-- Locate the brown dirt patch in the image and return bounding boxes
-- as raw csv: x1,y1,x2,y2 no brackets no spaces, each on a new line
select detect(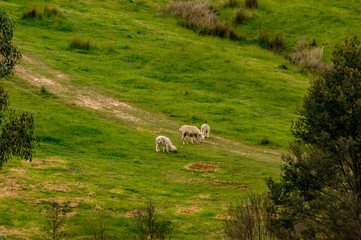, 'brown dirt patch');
0,178,22,198
125,210,139,217
185,163,219,172
24,158,66,169
199,194,210,199
237,184,248,190
109,189,123,194
0,226,33,240
216,214,231,219
178,207,200,214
